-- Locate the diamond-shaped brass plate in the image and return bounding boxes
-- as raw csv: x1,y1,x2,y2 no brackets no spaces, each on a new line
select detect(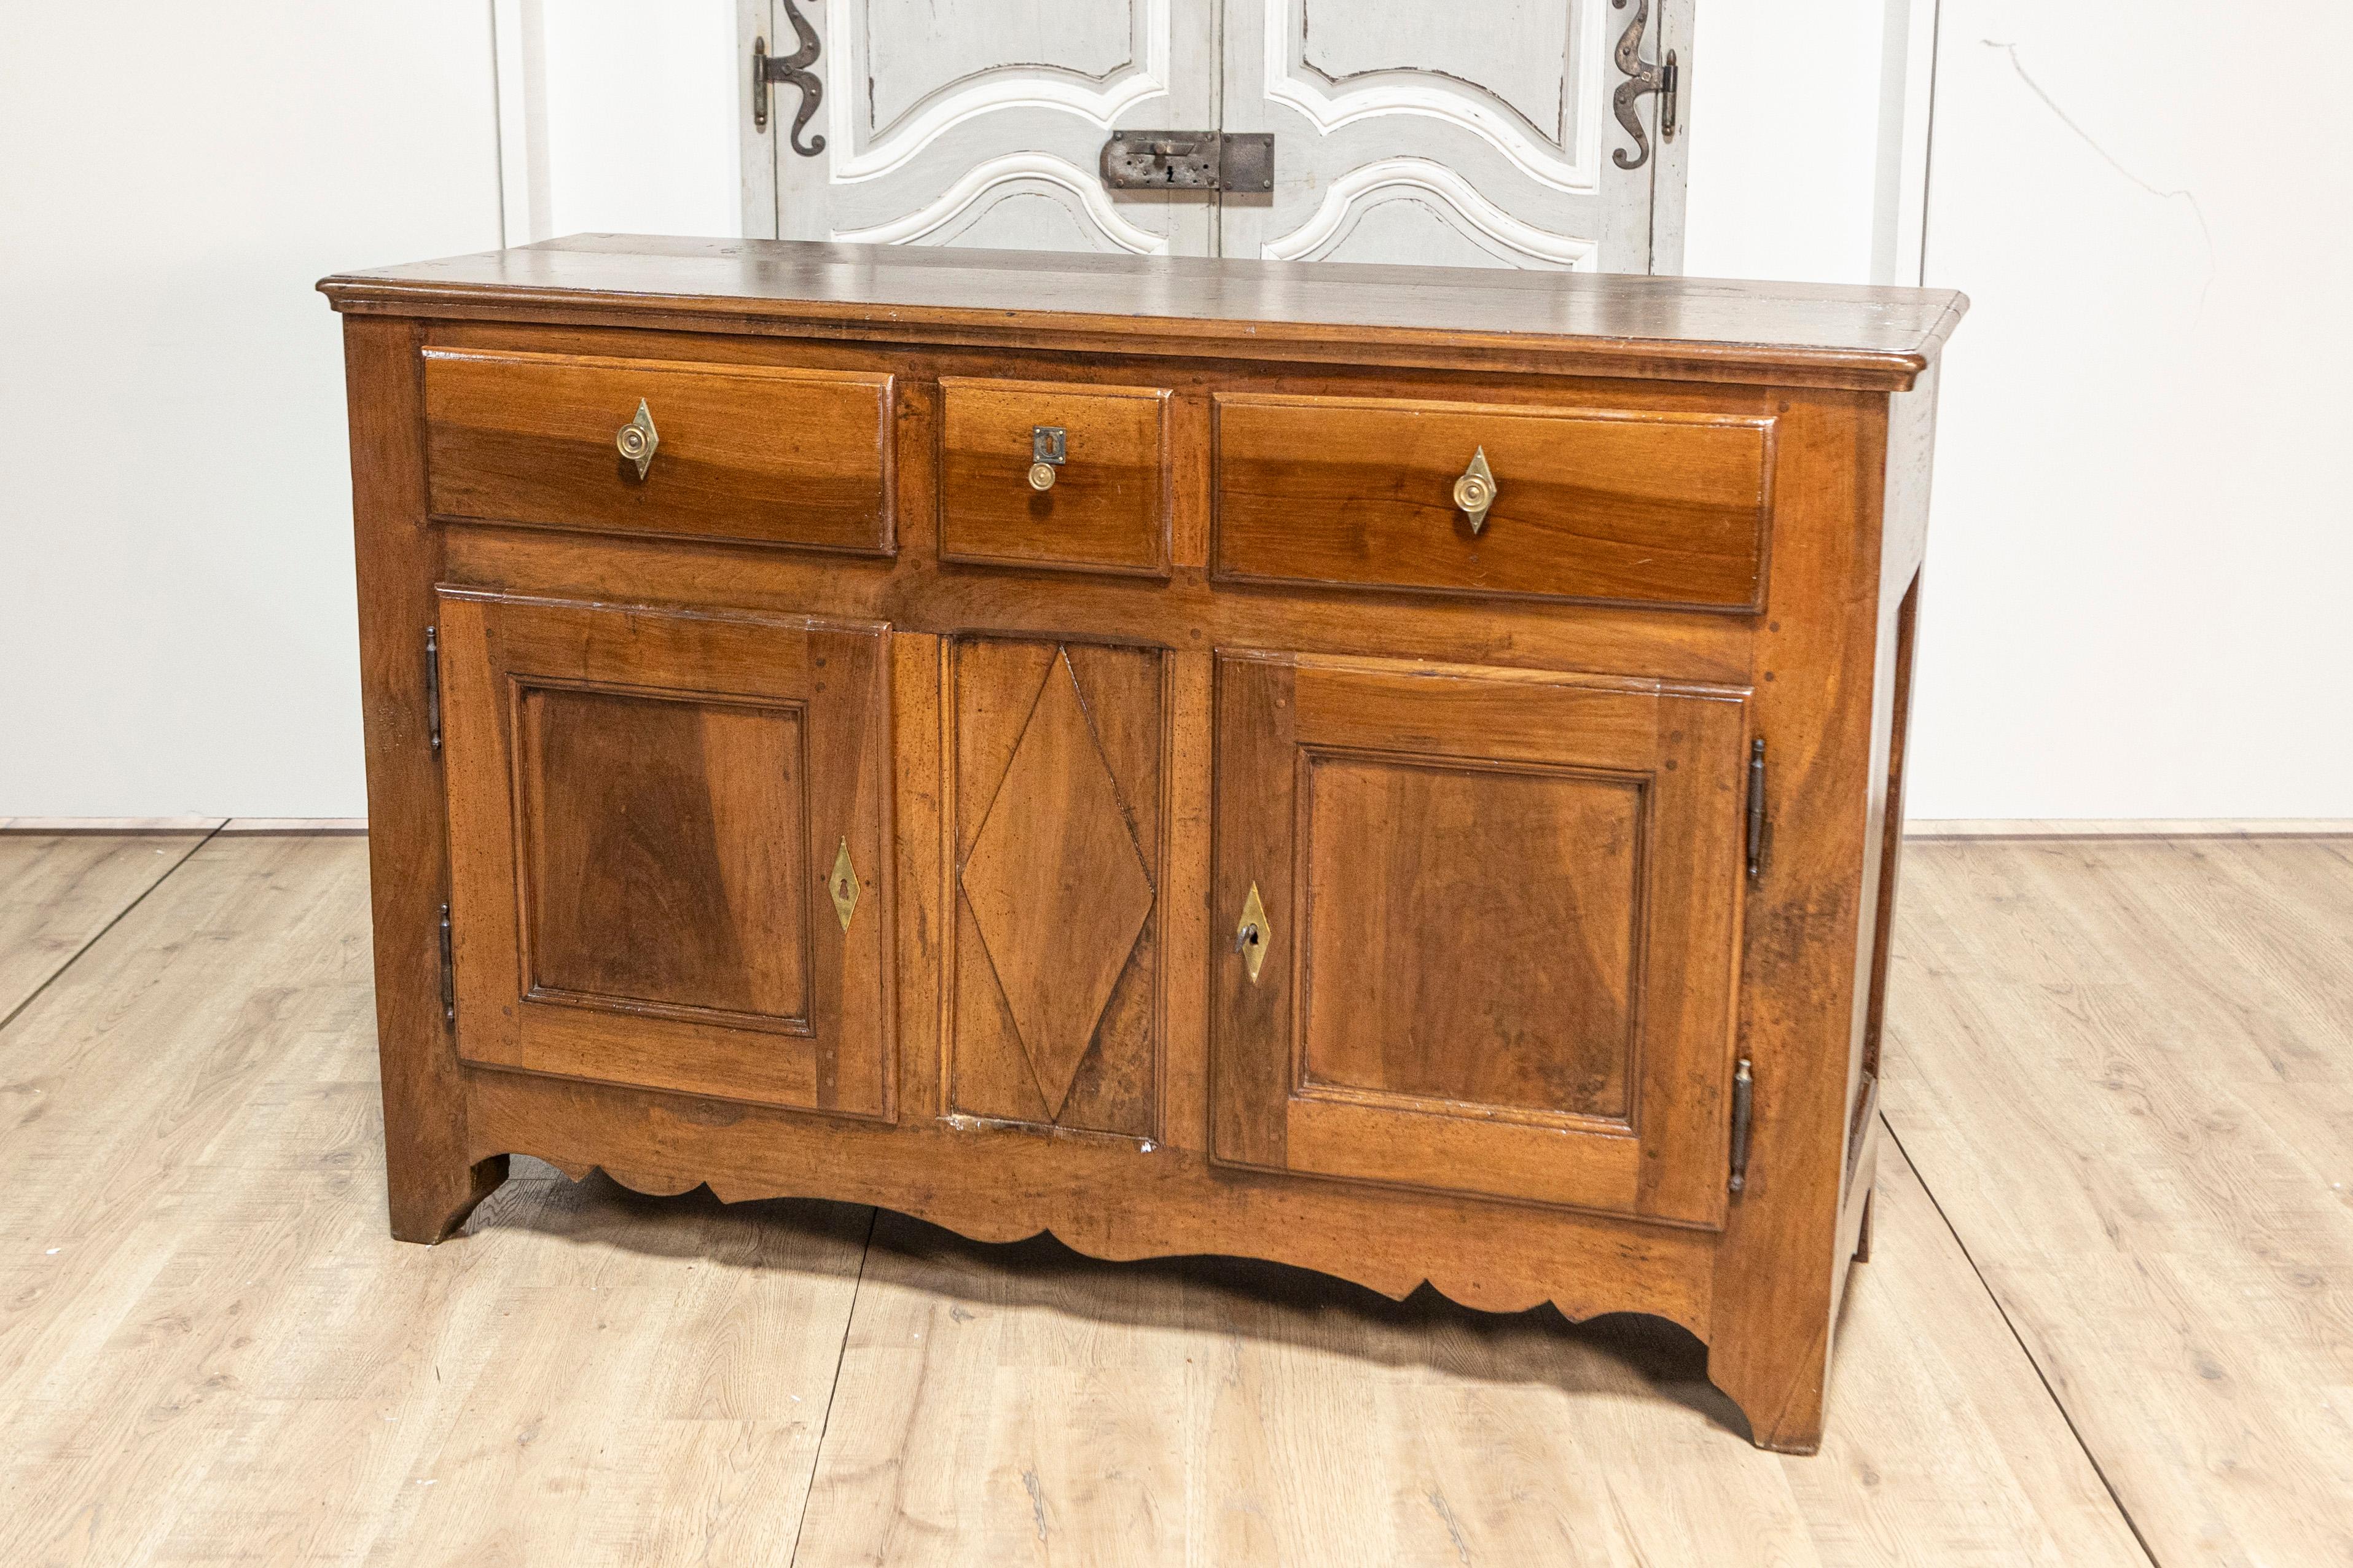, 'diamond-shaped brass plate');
829,836,860,932
1237,881,1269,984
